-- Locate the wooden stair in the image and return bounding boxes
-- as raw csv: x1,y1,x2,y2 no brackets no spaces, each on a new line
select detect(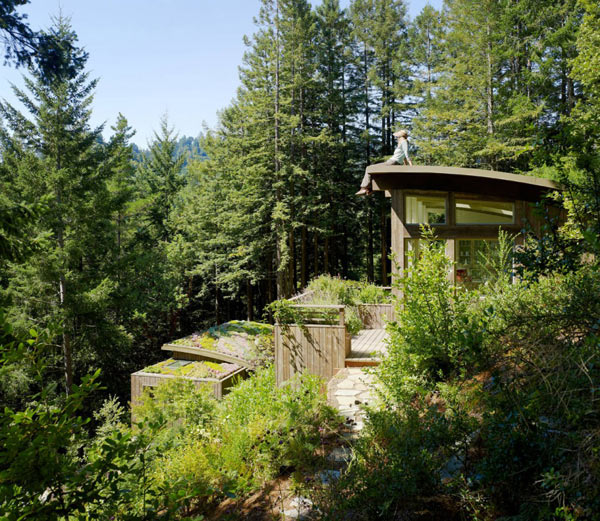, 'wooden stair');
345,328,387,368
